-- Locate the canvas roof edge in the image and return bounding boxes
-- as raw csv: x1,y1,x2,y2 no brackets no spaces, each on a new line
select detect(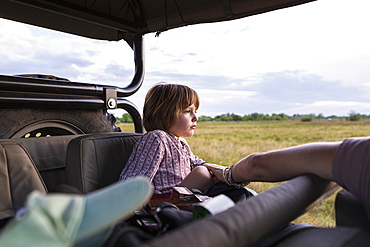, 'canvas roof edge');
0,0,316,44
